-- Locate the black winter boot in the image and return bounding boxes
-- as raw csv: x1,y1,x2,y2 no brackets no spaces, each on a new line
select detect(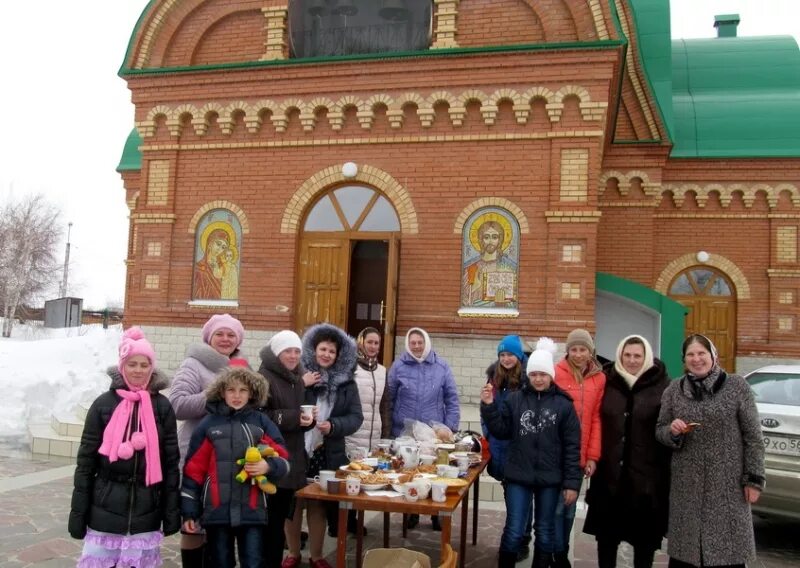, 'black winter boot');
551,551,571,568
181,547,205,567
499,551,519,568
531,549,551,568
